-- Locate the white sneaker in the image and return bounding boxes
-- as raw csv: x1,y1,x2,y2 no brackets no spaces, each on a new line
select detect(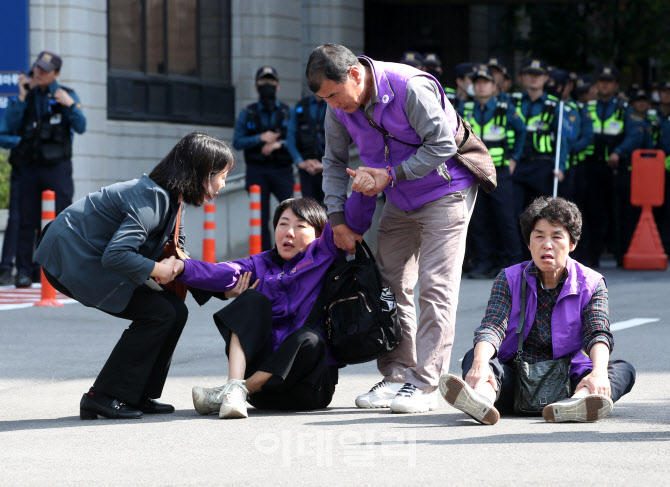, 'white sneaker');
390,383,439,413
438,374,499,425
192,384,226,415
355,380,404,409
219,379,249,419
543,394,613,423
